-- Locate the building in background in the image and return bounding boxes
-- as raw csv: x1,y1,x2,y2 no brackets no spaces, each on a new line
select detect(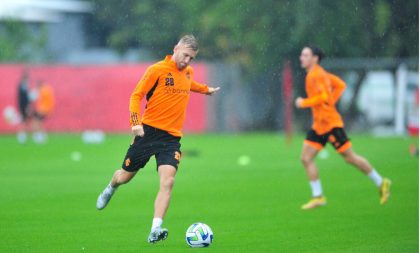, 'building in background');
0,0,91,62
0,0,153,63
